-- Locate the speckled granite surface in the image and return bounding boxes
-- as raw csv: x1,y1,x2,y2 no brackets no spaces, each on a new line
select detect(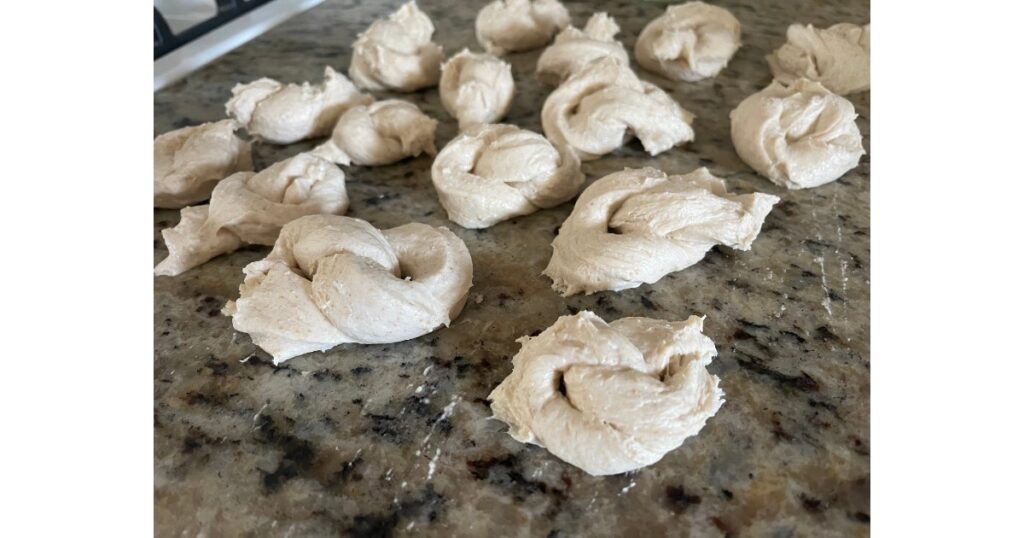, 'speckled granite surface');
154,0,870,535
